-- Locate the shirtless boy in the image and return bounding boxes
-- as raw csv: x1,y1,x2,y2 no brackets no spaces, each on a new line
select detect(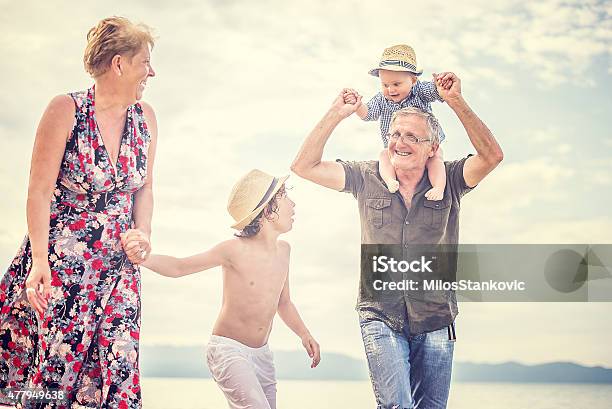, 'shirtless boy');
121,169,320,409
